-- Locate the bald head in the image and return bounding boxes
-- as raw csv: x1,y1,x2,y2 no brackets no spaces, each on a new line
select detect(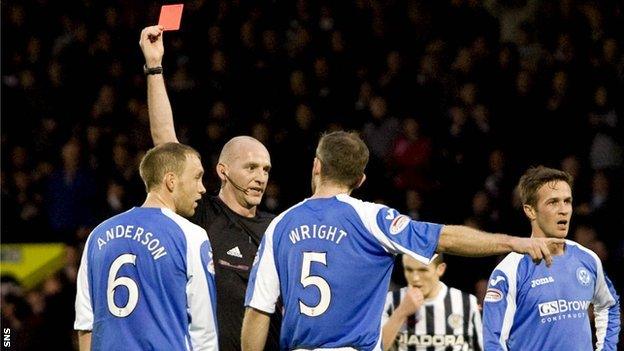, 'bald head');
216,136,271,213
218,136,269,165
